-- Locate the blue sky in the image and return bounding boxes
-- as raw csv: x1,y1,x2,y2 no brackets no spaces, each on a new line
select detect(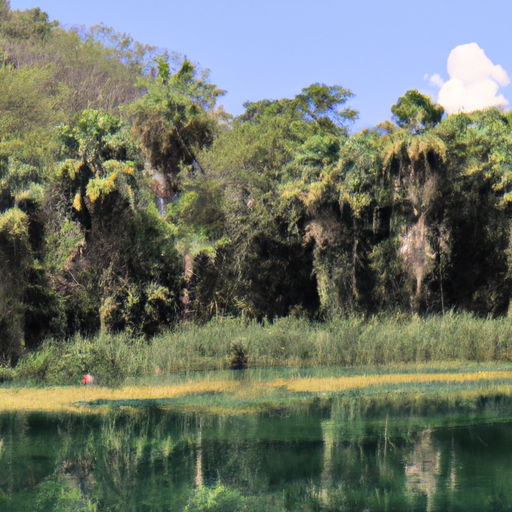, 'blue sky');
10,0,512,132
